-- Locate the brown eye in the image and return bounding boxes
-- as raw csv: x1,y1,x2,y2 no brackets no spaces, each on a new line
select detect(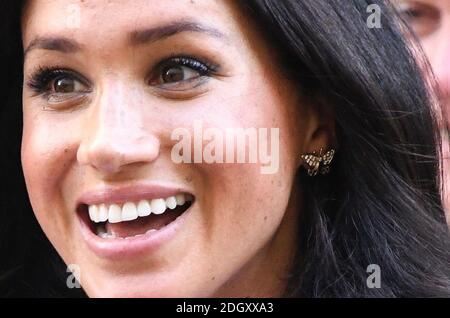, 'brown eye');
53,77,76,93
27,67,92,107
149,56,216,88
160,65,201,84
396,1,441,38
162,66,185,83
51,76,88,94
